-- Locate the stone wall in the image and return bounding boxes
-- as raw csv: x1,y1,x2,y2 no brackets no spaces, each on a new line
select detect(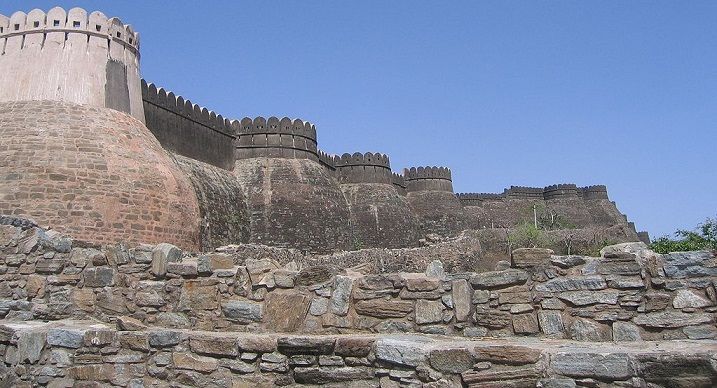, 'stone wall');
2,220,714,342
142,81,235,170
2,320,715,387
